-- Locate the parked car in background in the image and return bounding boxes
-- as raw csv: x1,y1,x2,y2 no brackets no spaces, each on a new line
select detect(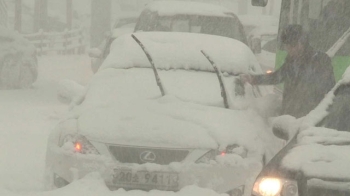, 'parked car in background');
47,32,282,195
251,67,350,196
135,1,248,45
90,13,139,73
238,15,279,73
0,26,38,89
89,1,252,73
